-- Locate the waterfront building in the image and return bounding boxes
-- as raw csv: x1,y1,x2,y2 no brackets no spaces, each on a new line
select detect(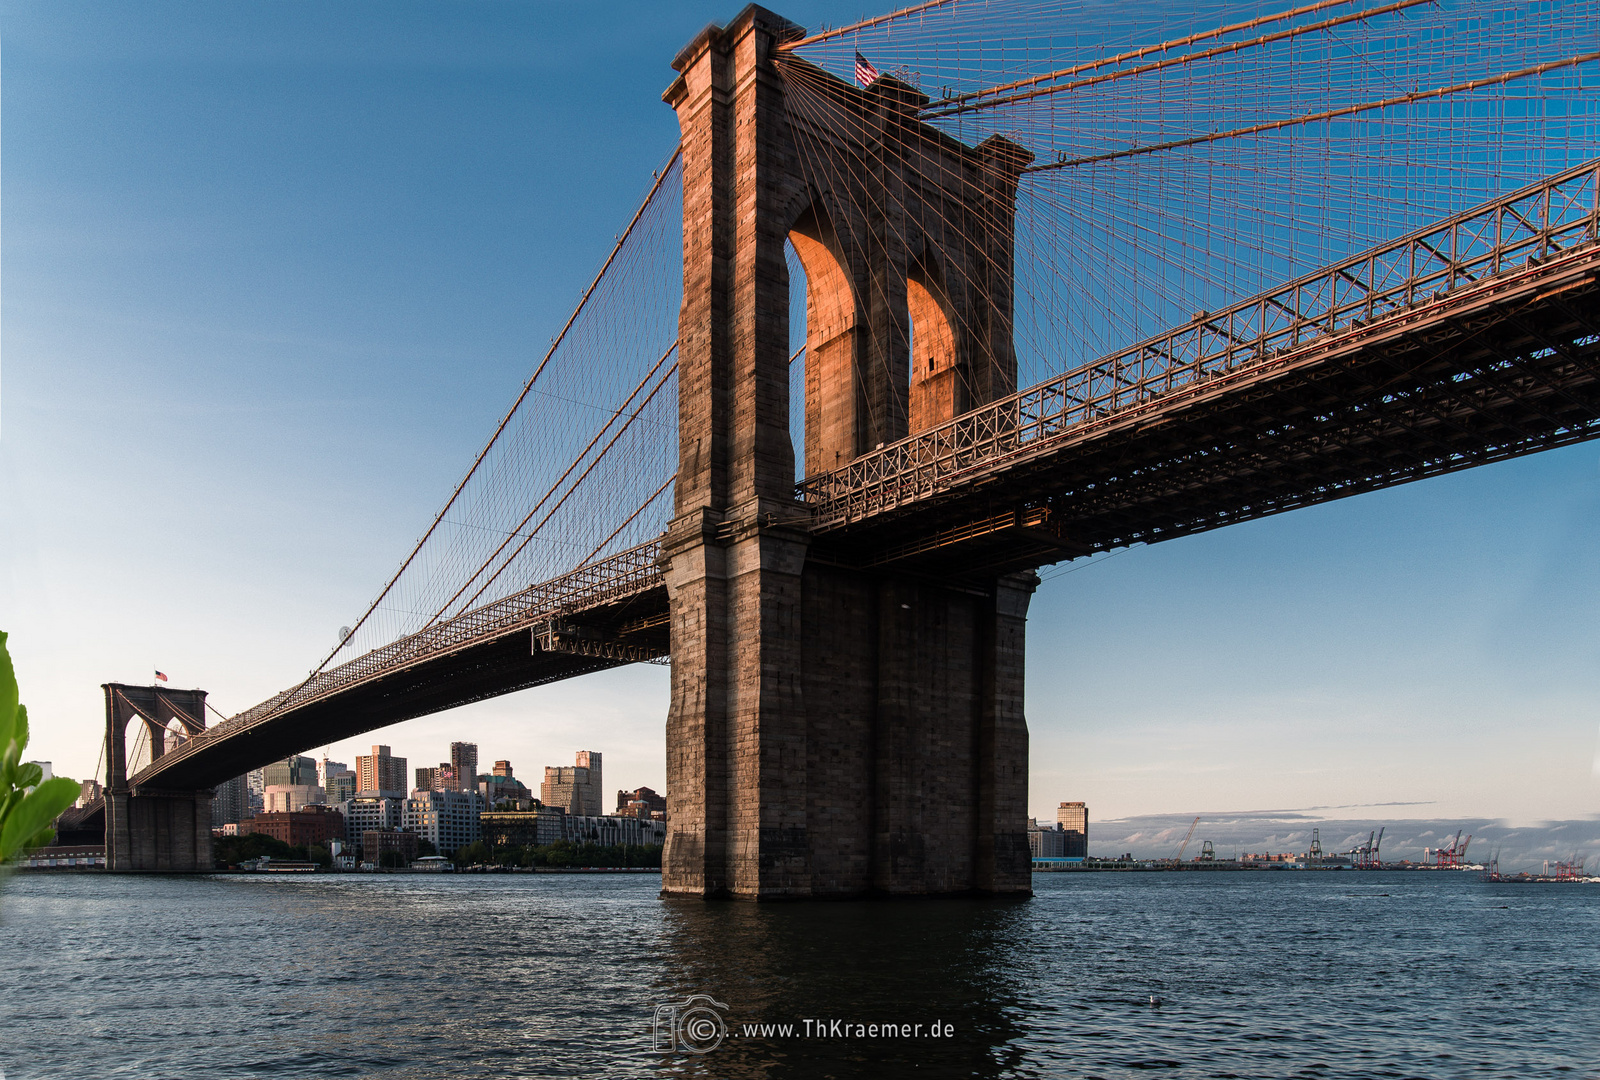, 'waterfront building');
246,768,265,815
450,742,478,792
1028,823,1069,858
243,805,344,848
405,789,481,856
338,795,406,852
563,814,666,847
15,845,106,870
355,745,408,796
263,755,318,788
616,786,666,819
1057,801,1088,859
362,829,417,865
481,805,569,848
211,773,250,826
325,770,358,805
541,751,602,817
